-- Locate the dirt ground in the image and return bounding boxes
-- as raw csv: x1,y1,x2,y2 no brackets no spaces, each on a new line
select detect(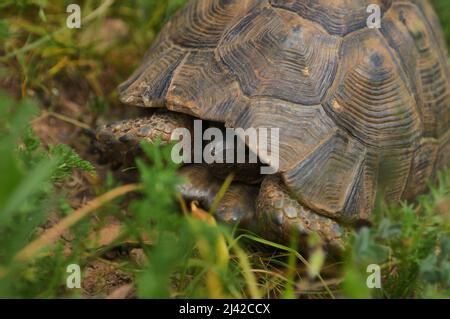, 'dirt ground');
1,45,146,297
